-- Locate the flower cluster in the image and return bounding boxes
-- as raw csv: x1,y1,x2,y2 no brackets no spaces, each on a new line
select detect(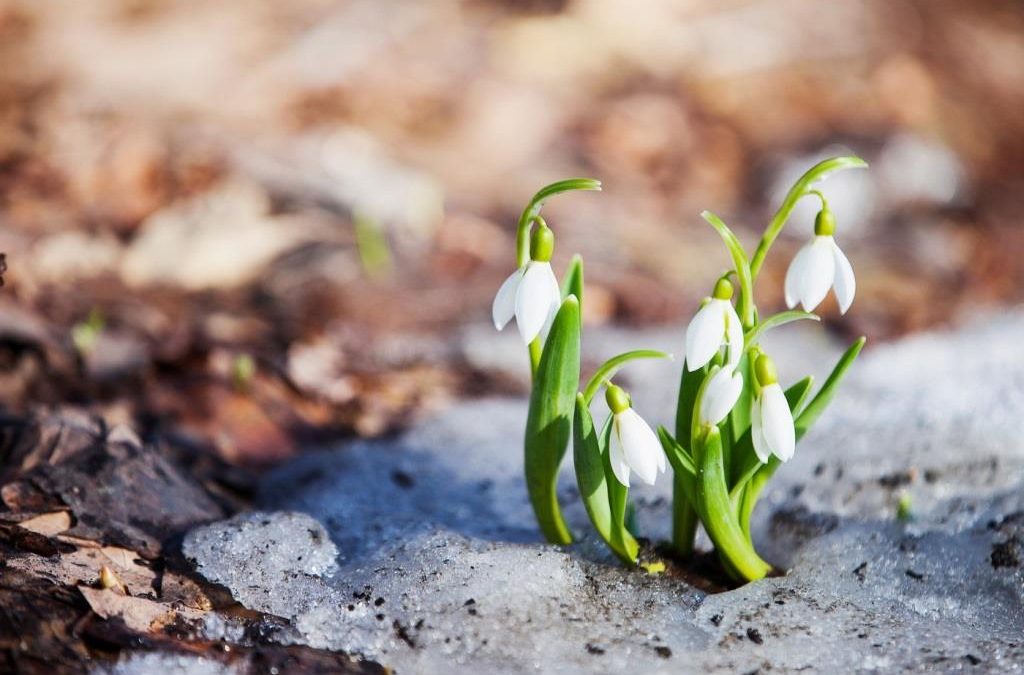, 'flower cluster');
494,159,867,581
